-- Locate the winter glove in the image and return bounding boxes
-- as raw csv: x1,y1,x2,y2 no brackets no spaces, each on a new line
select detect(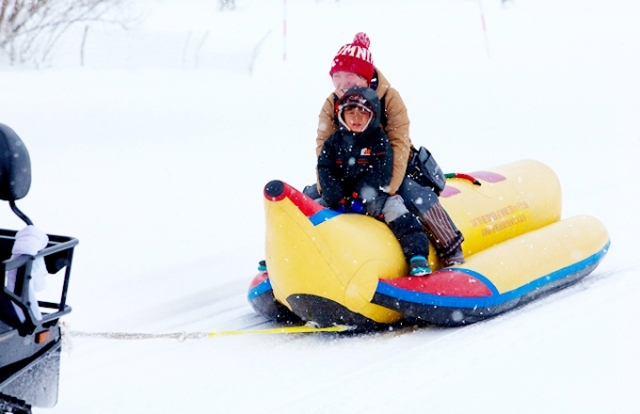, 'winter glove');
333,193,381,216
352,191,387,219
364,196,386,219
350,198,365,214
332,196,364,214
333,197,349,213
